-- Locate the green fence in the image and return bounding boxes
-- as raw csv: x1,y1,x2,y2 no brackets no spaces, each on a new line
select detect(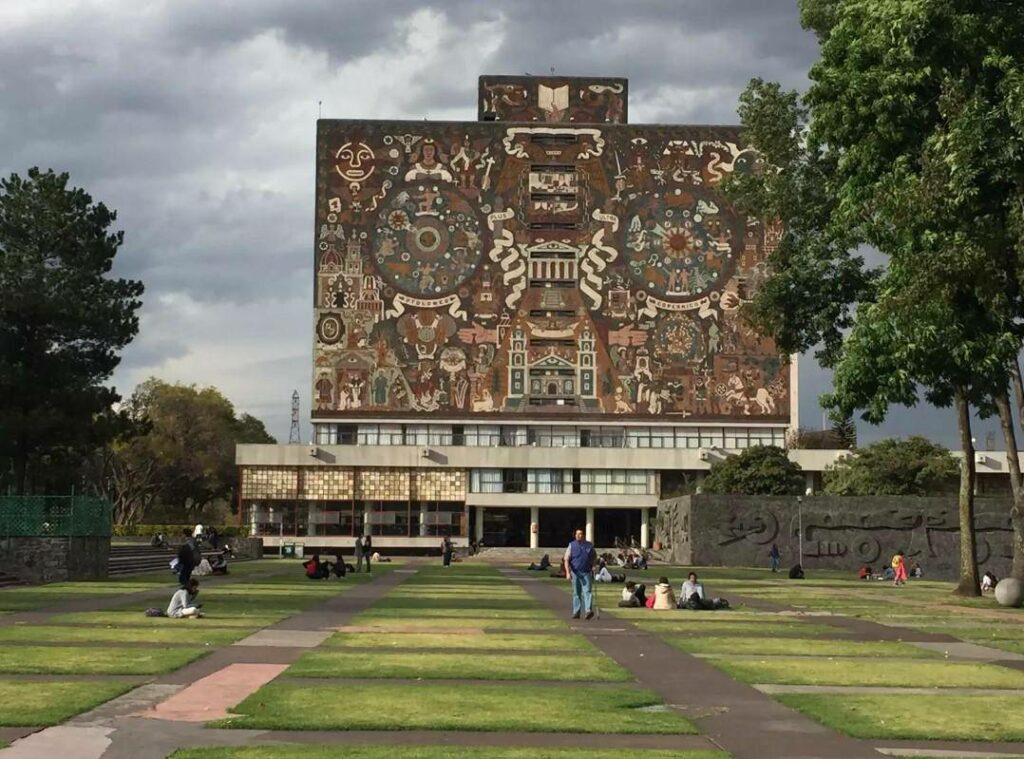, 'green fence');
0,496,113,538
